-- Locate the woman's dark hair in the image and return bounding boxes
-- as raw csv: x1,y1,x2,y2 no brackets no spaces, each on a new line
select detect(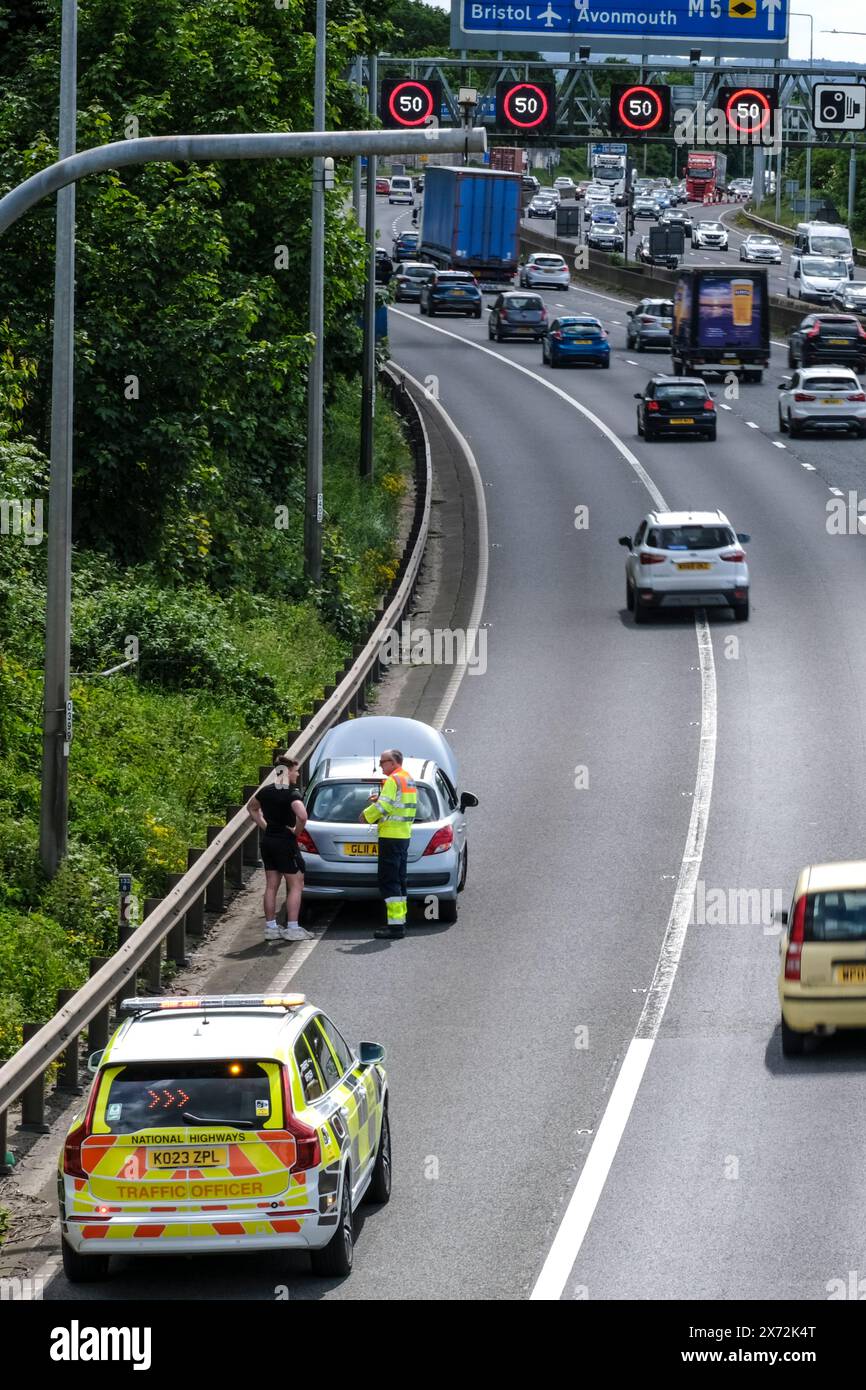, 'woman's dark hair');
274,752,299,772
